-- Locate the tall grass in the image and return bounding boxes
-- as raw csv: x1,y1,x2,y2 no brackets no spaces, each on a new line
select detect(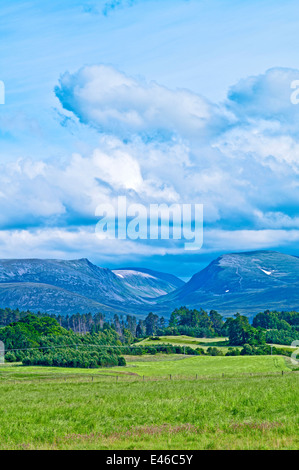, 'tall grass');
0,358,298,450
